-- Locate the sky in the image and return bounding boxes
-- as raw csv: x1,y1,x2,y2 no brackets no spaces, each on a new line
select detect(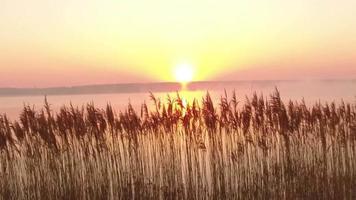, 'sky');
1,0,356,87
